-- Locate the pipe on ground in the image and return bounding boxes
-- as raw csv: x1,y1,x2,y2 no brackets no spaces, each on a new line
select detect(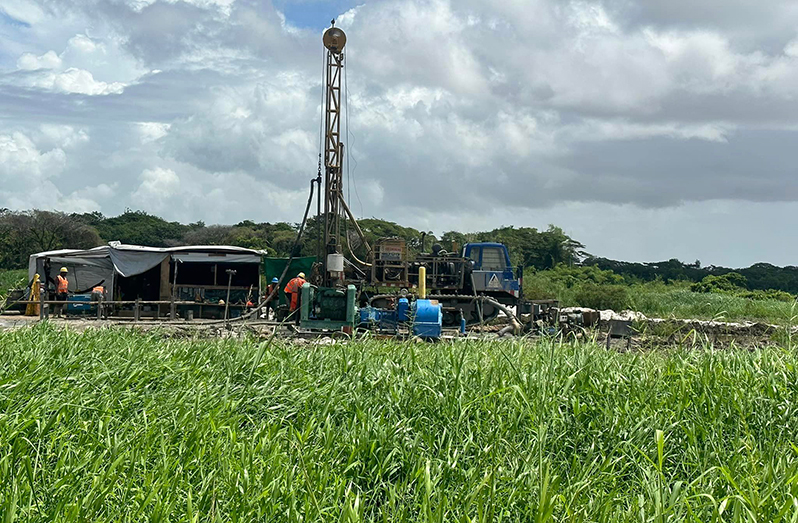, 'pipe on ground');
497,324,516,337
479,296,522,335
